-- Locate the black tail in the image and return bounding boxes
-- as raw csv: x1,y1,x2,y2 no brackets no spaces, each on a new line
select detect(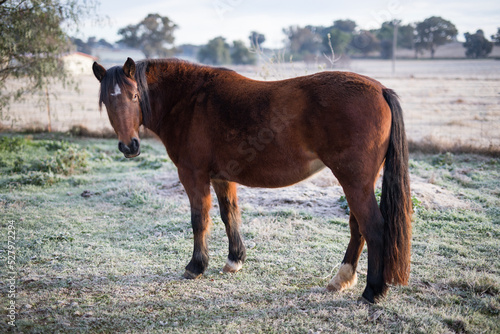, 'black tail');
380,88,412,285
